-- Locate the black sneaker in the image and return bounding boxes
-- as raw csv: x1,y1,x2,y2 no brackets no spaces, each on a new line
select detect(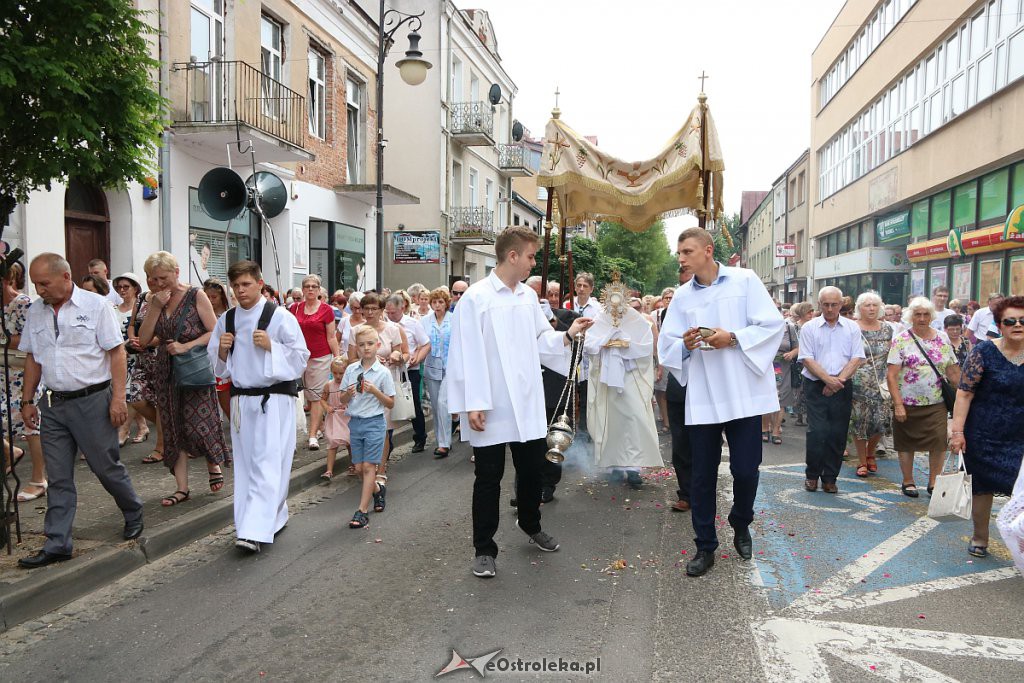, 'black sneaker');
626,471,643,490
411,442,426,453
235,538,261,553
